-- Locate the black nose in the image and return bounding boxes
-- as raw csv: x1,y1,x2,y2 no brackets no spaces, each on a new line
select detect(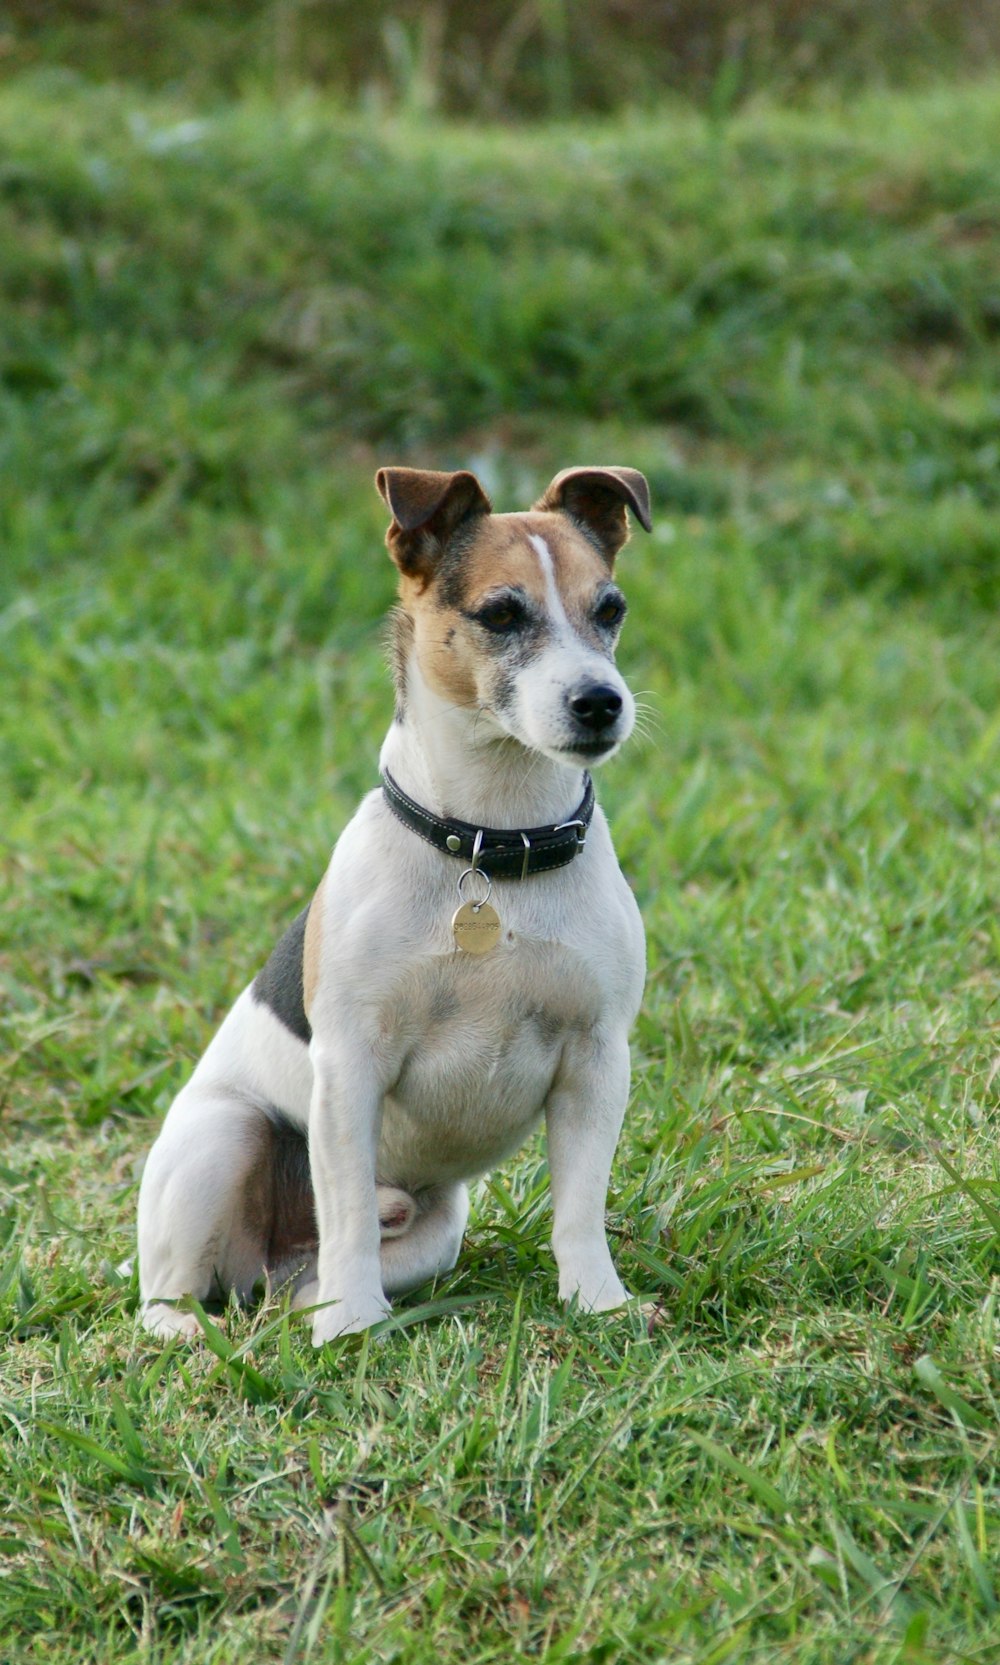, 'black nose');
569,683,624,732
